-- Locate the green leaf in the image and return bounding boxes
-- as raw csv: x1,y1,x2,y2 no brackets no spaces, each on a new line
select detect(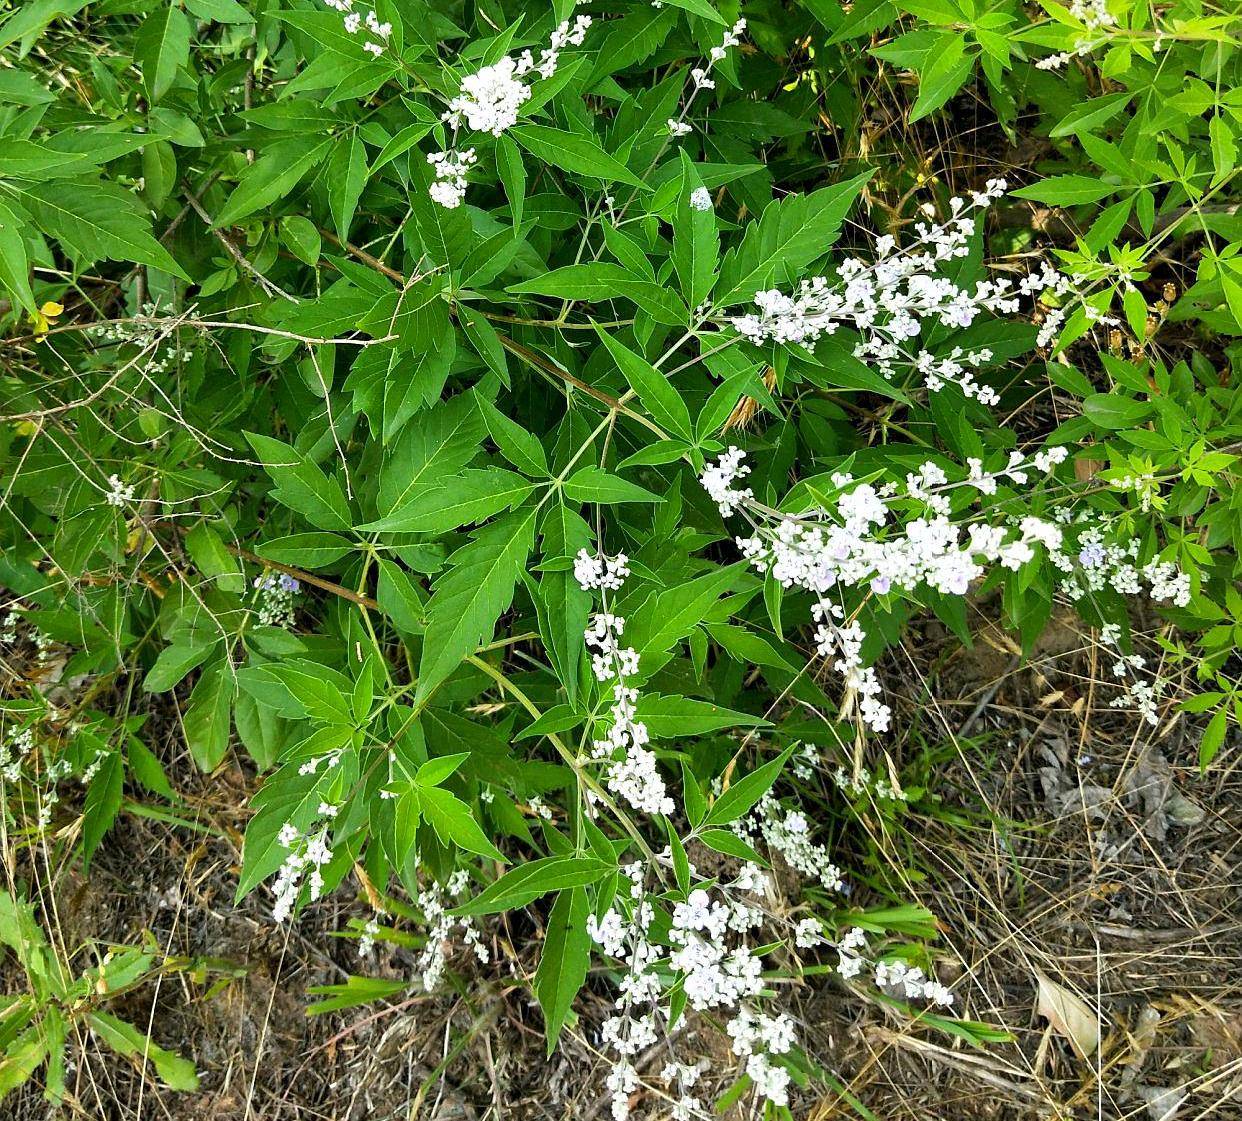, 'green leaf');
246,432,353,531
185,0,253,23
509,263,690,325
1082,393,1152,428
81,751,123,867
563,466,664,505
910,35,973,122
536,503,593,705
1199,708,1228,772
535,887,591,1053
185,522,244,593
133,6,191,103
477,394,550,477
376,559,427,632
306,974,408,1014
672,151,719,312
143,642,215,693
1209,115,1237,186
88,1013,199,1091
362,468,535,533
0,198,35,313
1049,92,1132,137
453,856,611,916
419,785,506,861
596,329,692,441
22,181,190,280
256,532,354,568
215,138,333,228
699,828,765,864
510,124,647,188
183,659,234,771
327,134,368,241
628,563,743,659
415,508,537,704
1011,176,1118,206
715,172,873,306
496,134,525,229
280,215,322,266
635,695,770,737
379,393,485,514
703,745,795,828
127,737,174,800
237,660,353,724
